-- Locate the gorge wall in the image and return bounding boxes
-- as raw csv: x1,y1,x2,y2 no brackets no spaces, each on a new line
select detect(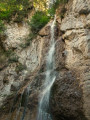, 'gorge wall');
60,0,90,119
0,0,90,120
